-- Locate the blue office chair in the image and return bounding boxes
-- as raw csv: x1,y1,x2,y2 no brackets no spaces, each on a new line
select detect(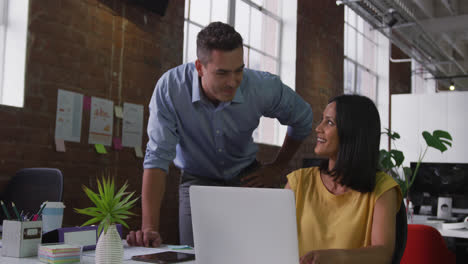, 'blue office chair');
0,168,63,221
392,199,408,264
